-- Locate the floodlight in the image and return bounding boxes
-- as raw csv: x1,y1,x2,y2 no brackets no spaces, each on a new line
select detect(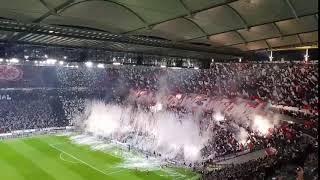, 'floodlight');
85,61,93,67
97,63,105,68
